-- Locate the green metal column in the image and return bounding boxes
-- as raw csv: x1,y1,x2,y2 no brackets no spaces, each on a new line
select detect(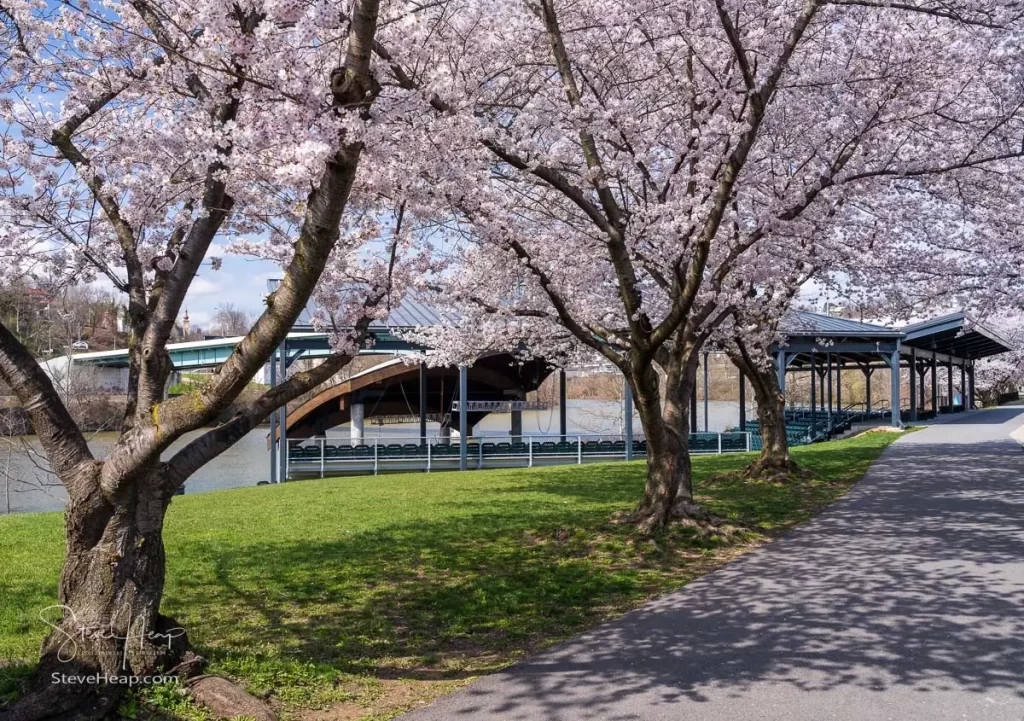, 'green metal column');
908,349,917,422
624,377,633,461
278,344,287,483
960,363,967,412
836,358,842,415
690,357,699,432
269,352,277,484
918,361,926,413
738,367,746,430
947,362,955,414
930,354,938,412
891,346,902,428
864,366,873,413
703,351,709,432
810,354,817,439
419,362,427,442
459,366,468,471
559,368,567,442
826,353,833,428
